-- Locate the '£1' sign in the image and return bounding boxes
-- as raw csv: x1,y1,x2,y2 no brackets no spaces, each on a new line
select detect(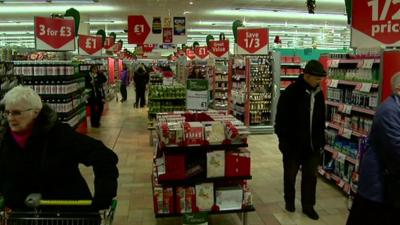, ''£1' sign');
78,35,103,56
